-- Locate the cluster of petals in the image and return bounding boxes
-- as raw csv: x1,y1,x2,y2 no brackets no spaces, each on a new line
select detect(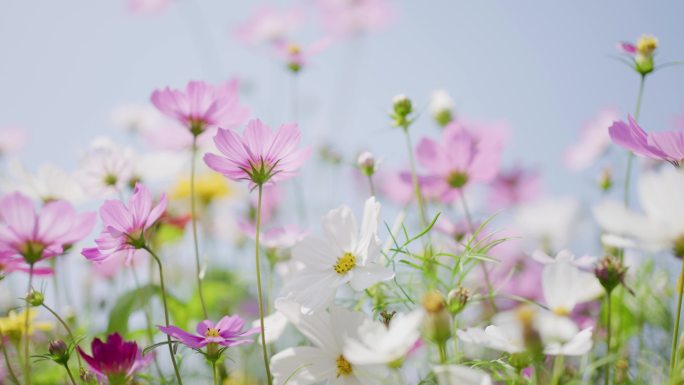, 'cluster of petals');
158,315,259,349
609,115,684,167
